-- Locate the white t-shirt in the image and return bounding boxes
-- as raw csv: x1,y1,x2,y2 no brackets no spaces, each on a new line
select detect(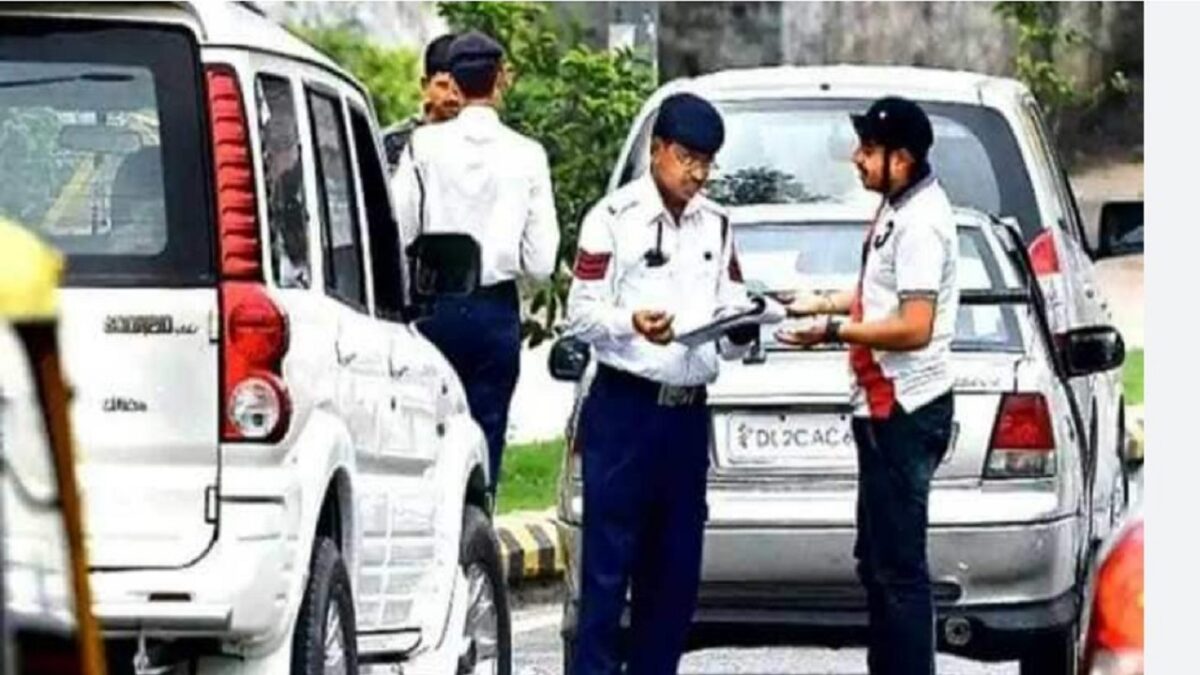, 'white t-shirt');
850,174,959,418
